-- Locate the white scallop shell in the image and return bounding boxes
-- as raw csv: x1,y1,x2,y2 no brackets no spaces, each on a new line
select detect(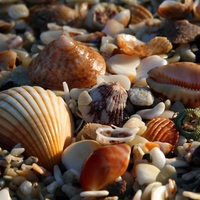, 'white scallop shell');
0,86,73,171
